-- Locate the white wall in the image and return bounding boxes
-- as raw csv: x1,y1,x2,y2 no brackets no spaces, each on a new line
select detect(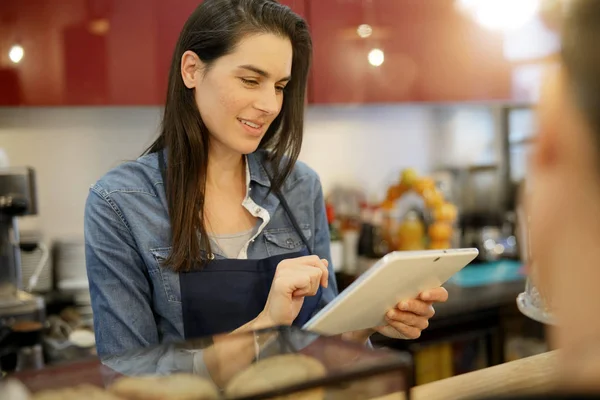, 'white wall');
0,105,436,242
302,105,435,200
431,106,501,168
0,107,162,240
